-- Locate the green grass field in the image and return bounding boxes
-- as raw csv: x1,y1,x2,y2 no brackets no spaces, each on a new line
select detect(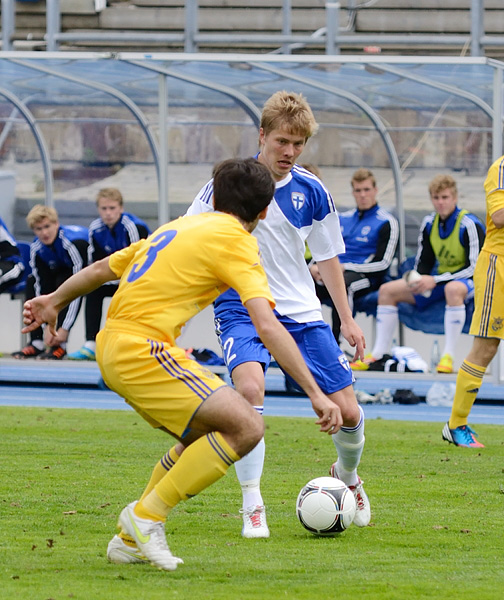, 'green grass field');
1,406,503,600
